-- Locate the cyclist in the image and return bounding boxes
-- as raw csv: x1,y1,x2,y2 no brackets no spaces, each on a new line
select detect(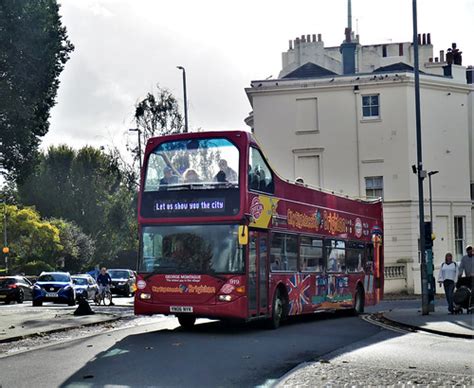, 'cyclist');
96,267,114,306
